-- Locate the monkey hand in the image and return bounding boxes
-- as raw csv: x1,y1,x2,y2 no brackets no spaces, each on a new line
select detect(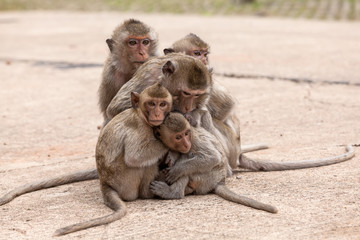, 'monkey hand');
165,151,179,167
150,181,171,197
184,112,198,127
165,166,183,185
